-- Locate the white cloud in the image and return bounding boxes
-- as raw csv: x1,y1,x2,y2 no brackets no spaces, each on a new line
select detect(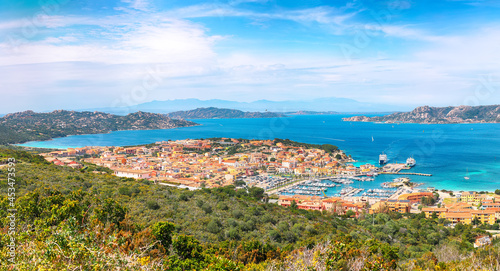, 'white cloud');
364,24,453,42
0,17,221,66
121,0,151,11
229,0,271,5
0,2,499,113
0,15,92,33
414,26,500,71
447,0,500,7
168,4,359,27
